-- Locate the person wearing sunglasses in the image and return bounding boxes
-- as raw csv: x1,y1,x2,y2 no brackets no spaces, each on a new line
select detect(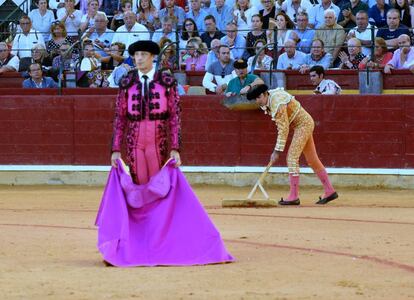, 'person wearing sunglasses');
202,44,236,94
12,16,45,59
